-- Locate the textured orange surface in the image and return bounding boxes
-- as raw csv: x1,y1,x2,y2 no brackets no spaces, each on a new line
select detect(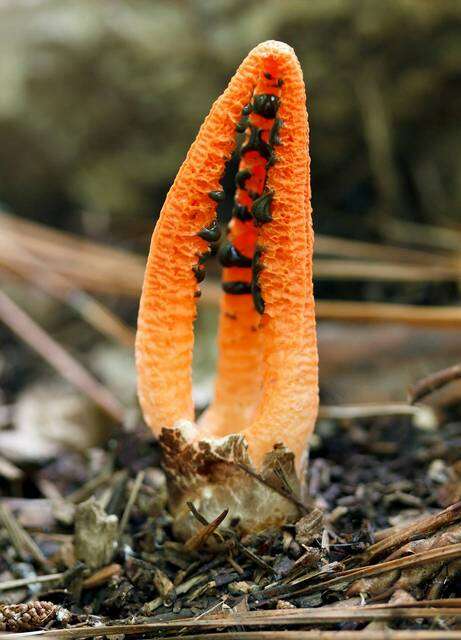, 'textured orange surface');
241,47,319,469
199,66,282,438
136,41,318,471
